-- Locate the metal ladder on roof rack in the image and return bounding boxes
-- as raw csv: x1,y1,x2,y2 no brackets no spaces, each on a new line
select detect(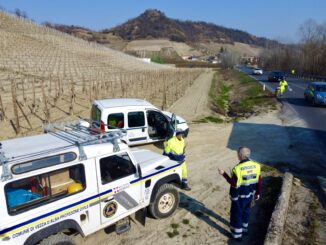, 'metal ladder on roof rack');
44,120,127,160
